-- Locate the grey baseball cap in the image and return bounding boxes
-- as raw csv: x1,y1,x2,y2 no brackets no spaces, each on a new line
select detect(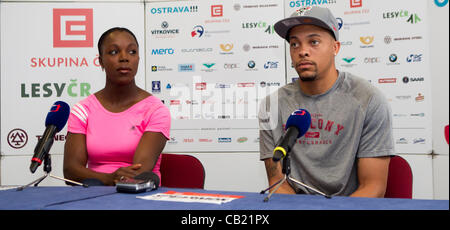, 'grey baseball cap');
274,6,339,41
